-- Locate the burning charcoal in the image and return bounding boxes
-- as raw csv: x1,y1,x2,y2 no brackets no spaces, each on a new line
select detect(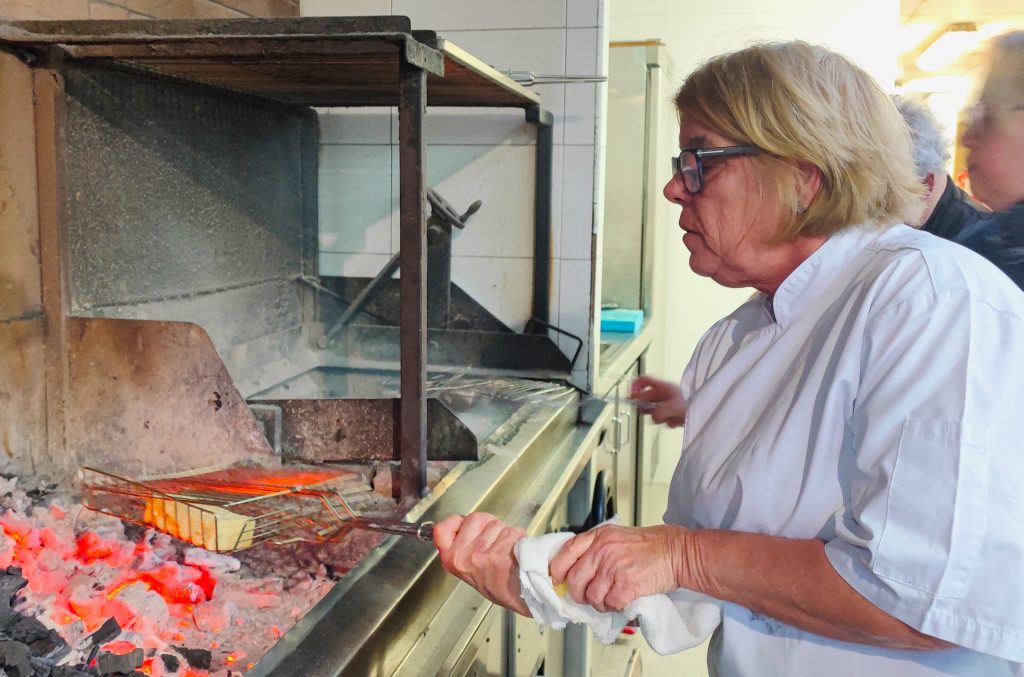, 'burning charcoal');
172,646,211,670
158,654,179,672
95,648,143,675
183,548,240,572
0,640,32,677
